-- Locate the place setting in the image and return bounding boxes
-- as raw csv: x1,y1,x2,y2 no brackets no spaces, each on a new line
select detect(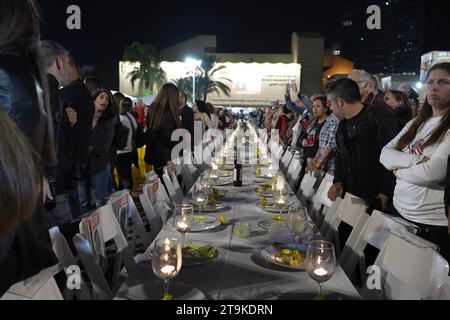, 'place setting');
254,206,316,273
117,238,208,300
191,181,232,214
166,204,221,268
